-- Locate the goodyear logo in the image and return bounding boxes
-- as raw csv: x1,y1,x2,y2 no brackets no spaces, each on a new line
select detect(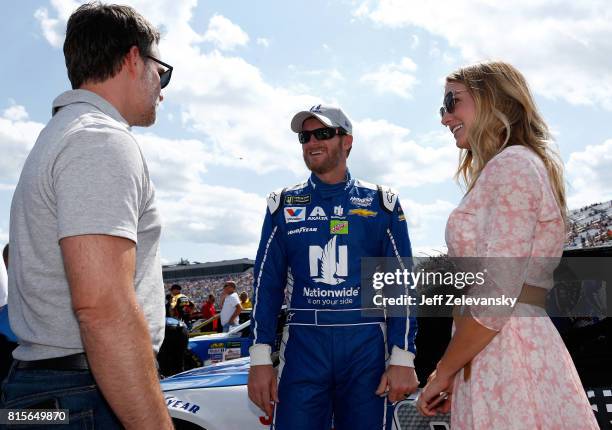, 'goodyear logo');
348,208,377,218
330,220,348,234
